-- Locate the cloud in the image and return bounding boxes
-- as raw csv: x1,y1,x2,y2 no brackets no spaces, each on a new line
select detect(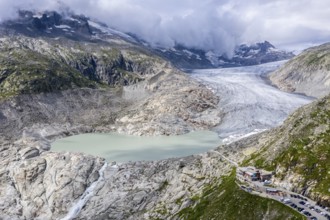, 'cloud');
0,0,329,54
